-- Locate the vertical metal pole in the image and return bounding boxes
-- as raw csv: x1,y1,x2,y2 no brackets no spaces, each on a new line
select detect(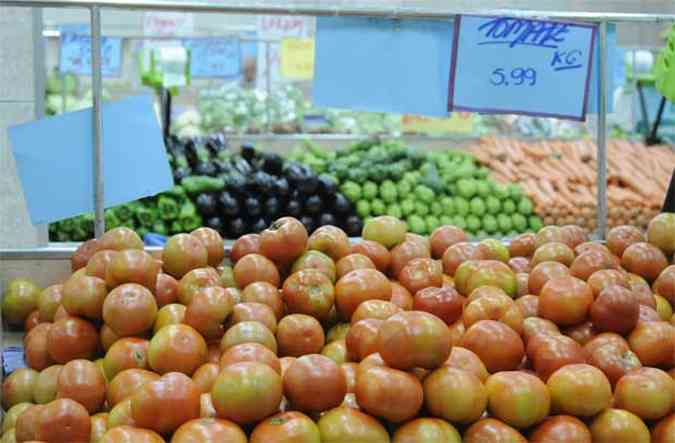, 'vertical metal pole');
596,21,608,239
265,40,272,134
91,6,105,237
